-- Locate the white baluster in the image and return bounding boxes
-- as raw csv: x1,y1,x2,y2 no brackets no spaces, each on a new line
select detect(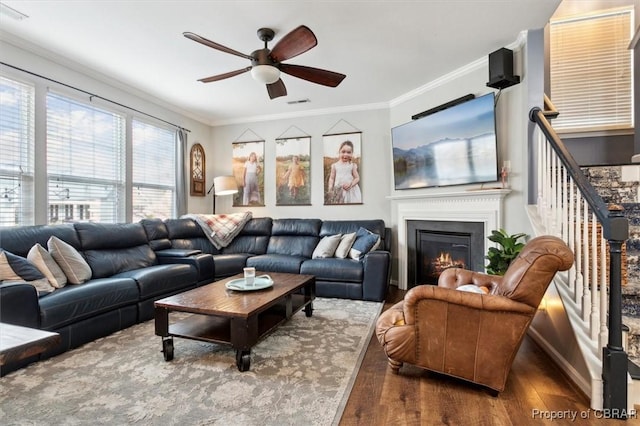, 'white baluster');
574,190,583,304
555,155,562,236
567,177,576,296
537,132,544,218
548,153,558,235
543,142,551,231
582,199,590,322
590,214,599,341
